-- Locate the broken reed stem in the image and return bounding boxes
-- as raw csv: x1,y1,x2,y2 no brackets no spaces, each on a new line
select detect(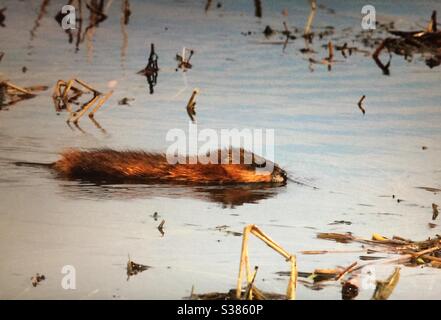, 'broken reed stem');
4,82,34,95
427,10,437,32
335,261,357,281
89,90,113,117
304,0,317,36
244,266,259,300
328,41,334,61
236,225,297,300
358,95,366,114
300,249,365,255
236,225,252,299
204,0,212,13
352,245,440,274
